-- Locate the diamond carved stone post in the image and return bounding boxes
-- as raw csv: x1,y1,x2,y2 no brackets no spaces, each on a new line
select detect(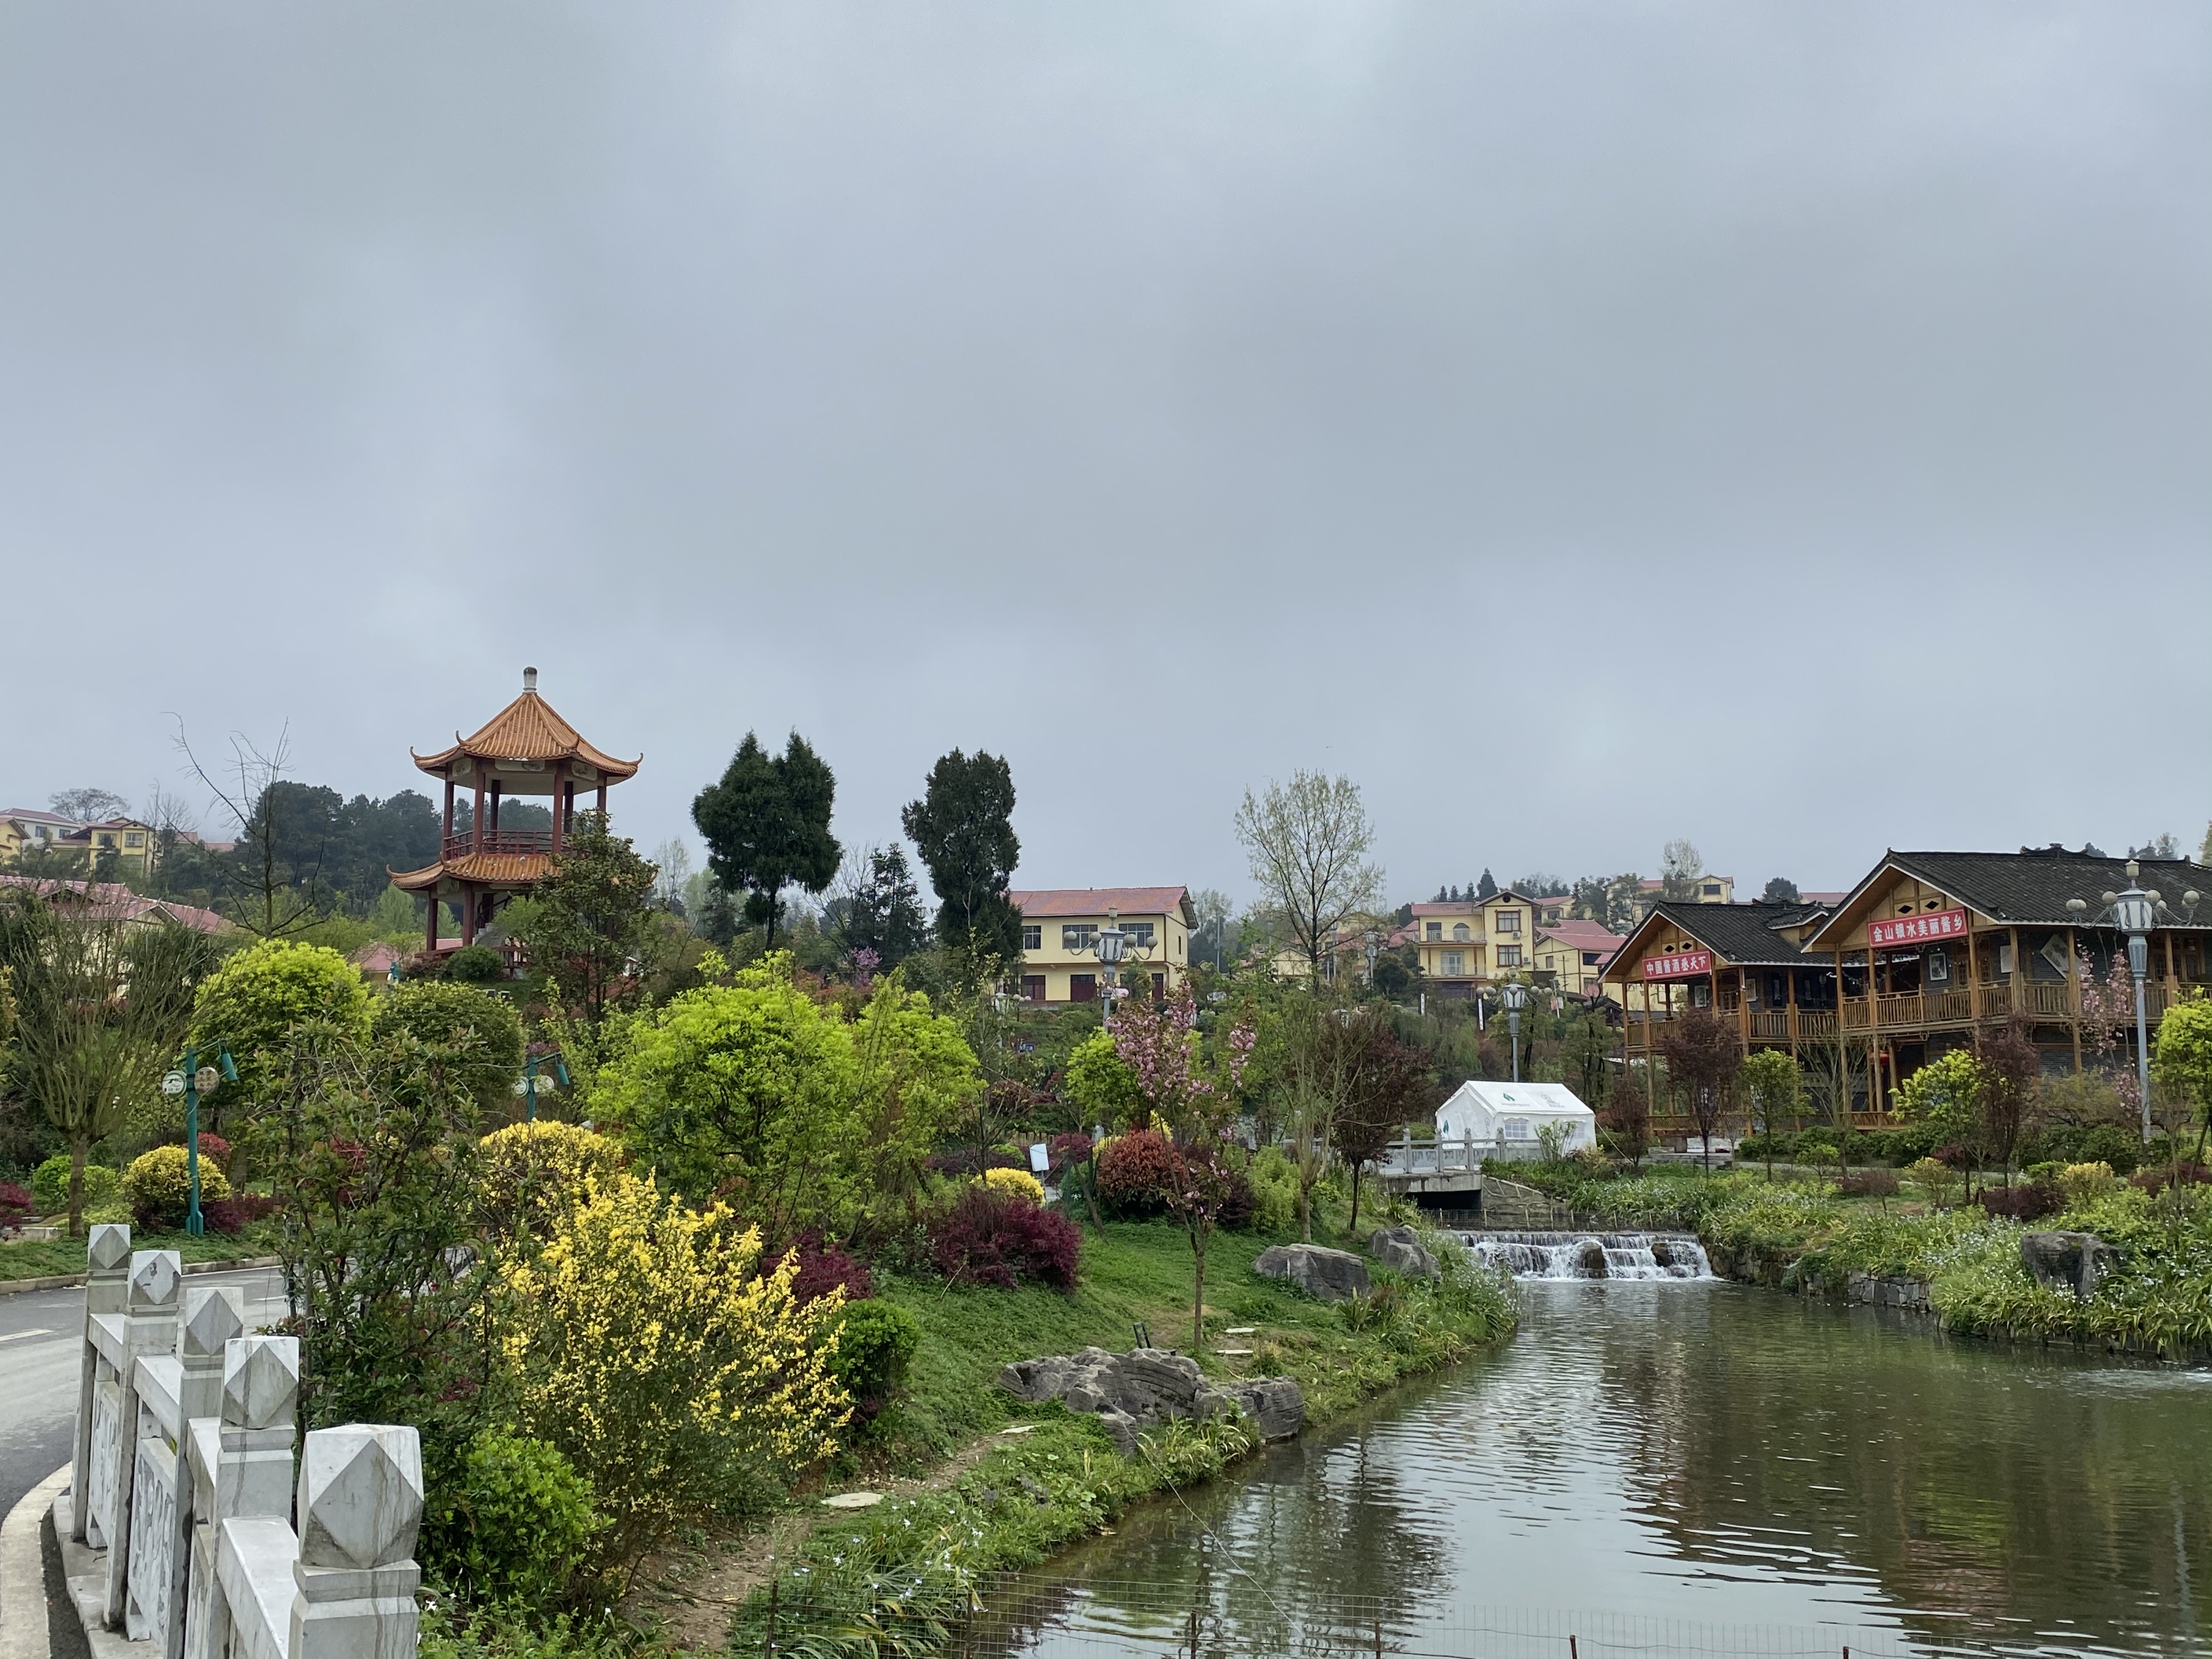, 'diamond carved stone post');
179,1286,245,1421
291,1425,424,1659
105,1249,183,1626
184,1336,301,1659
72,1223,133,1543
